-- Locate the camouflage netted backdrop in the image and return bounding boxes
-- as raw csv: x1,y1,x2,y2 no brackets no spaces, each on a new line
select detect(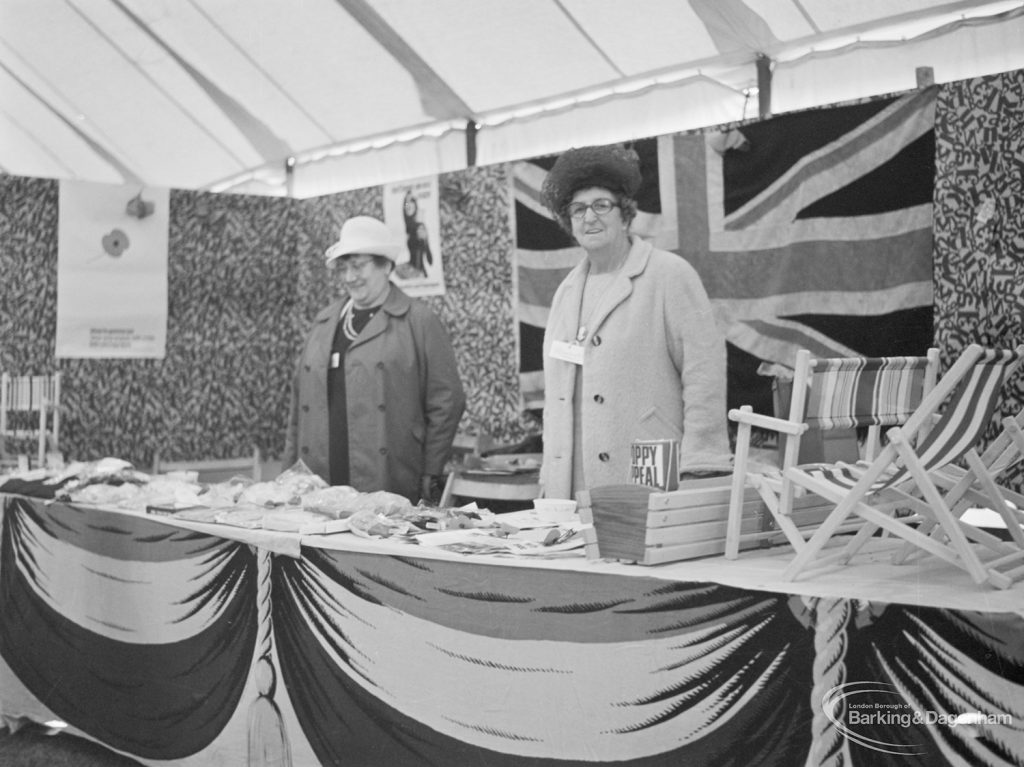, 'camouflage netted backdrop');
0,165,532,468
933,69,1024,490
